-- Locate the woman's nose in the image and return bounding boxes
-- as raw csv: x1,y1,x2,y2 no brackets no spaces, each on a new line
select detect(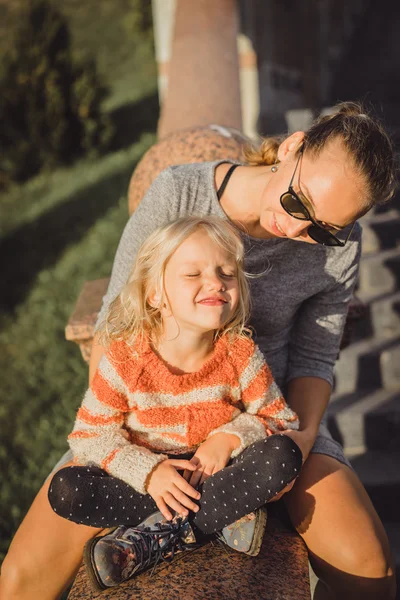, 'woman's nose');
284,217,311,239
